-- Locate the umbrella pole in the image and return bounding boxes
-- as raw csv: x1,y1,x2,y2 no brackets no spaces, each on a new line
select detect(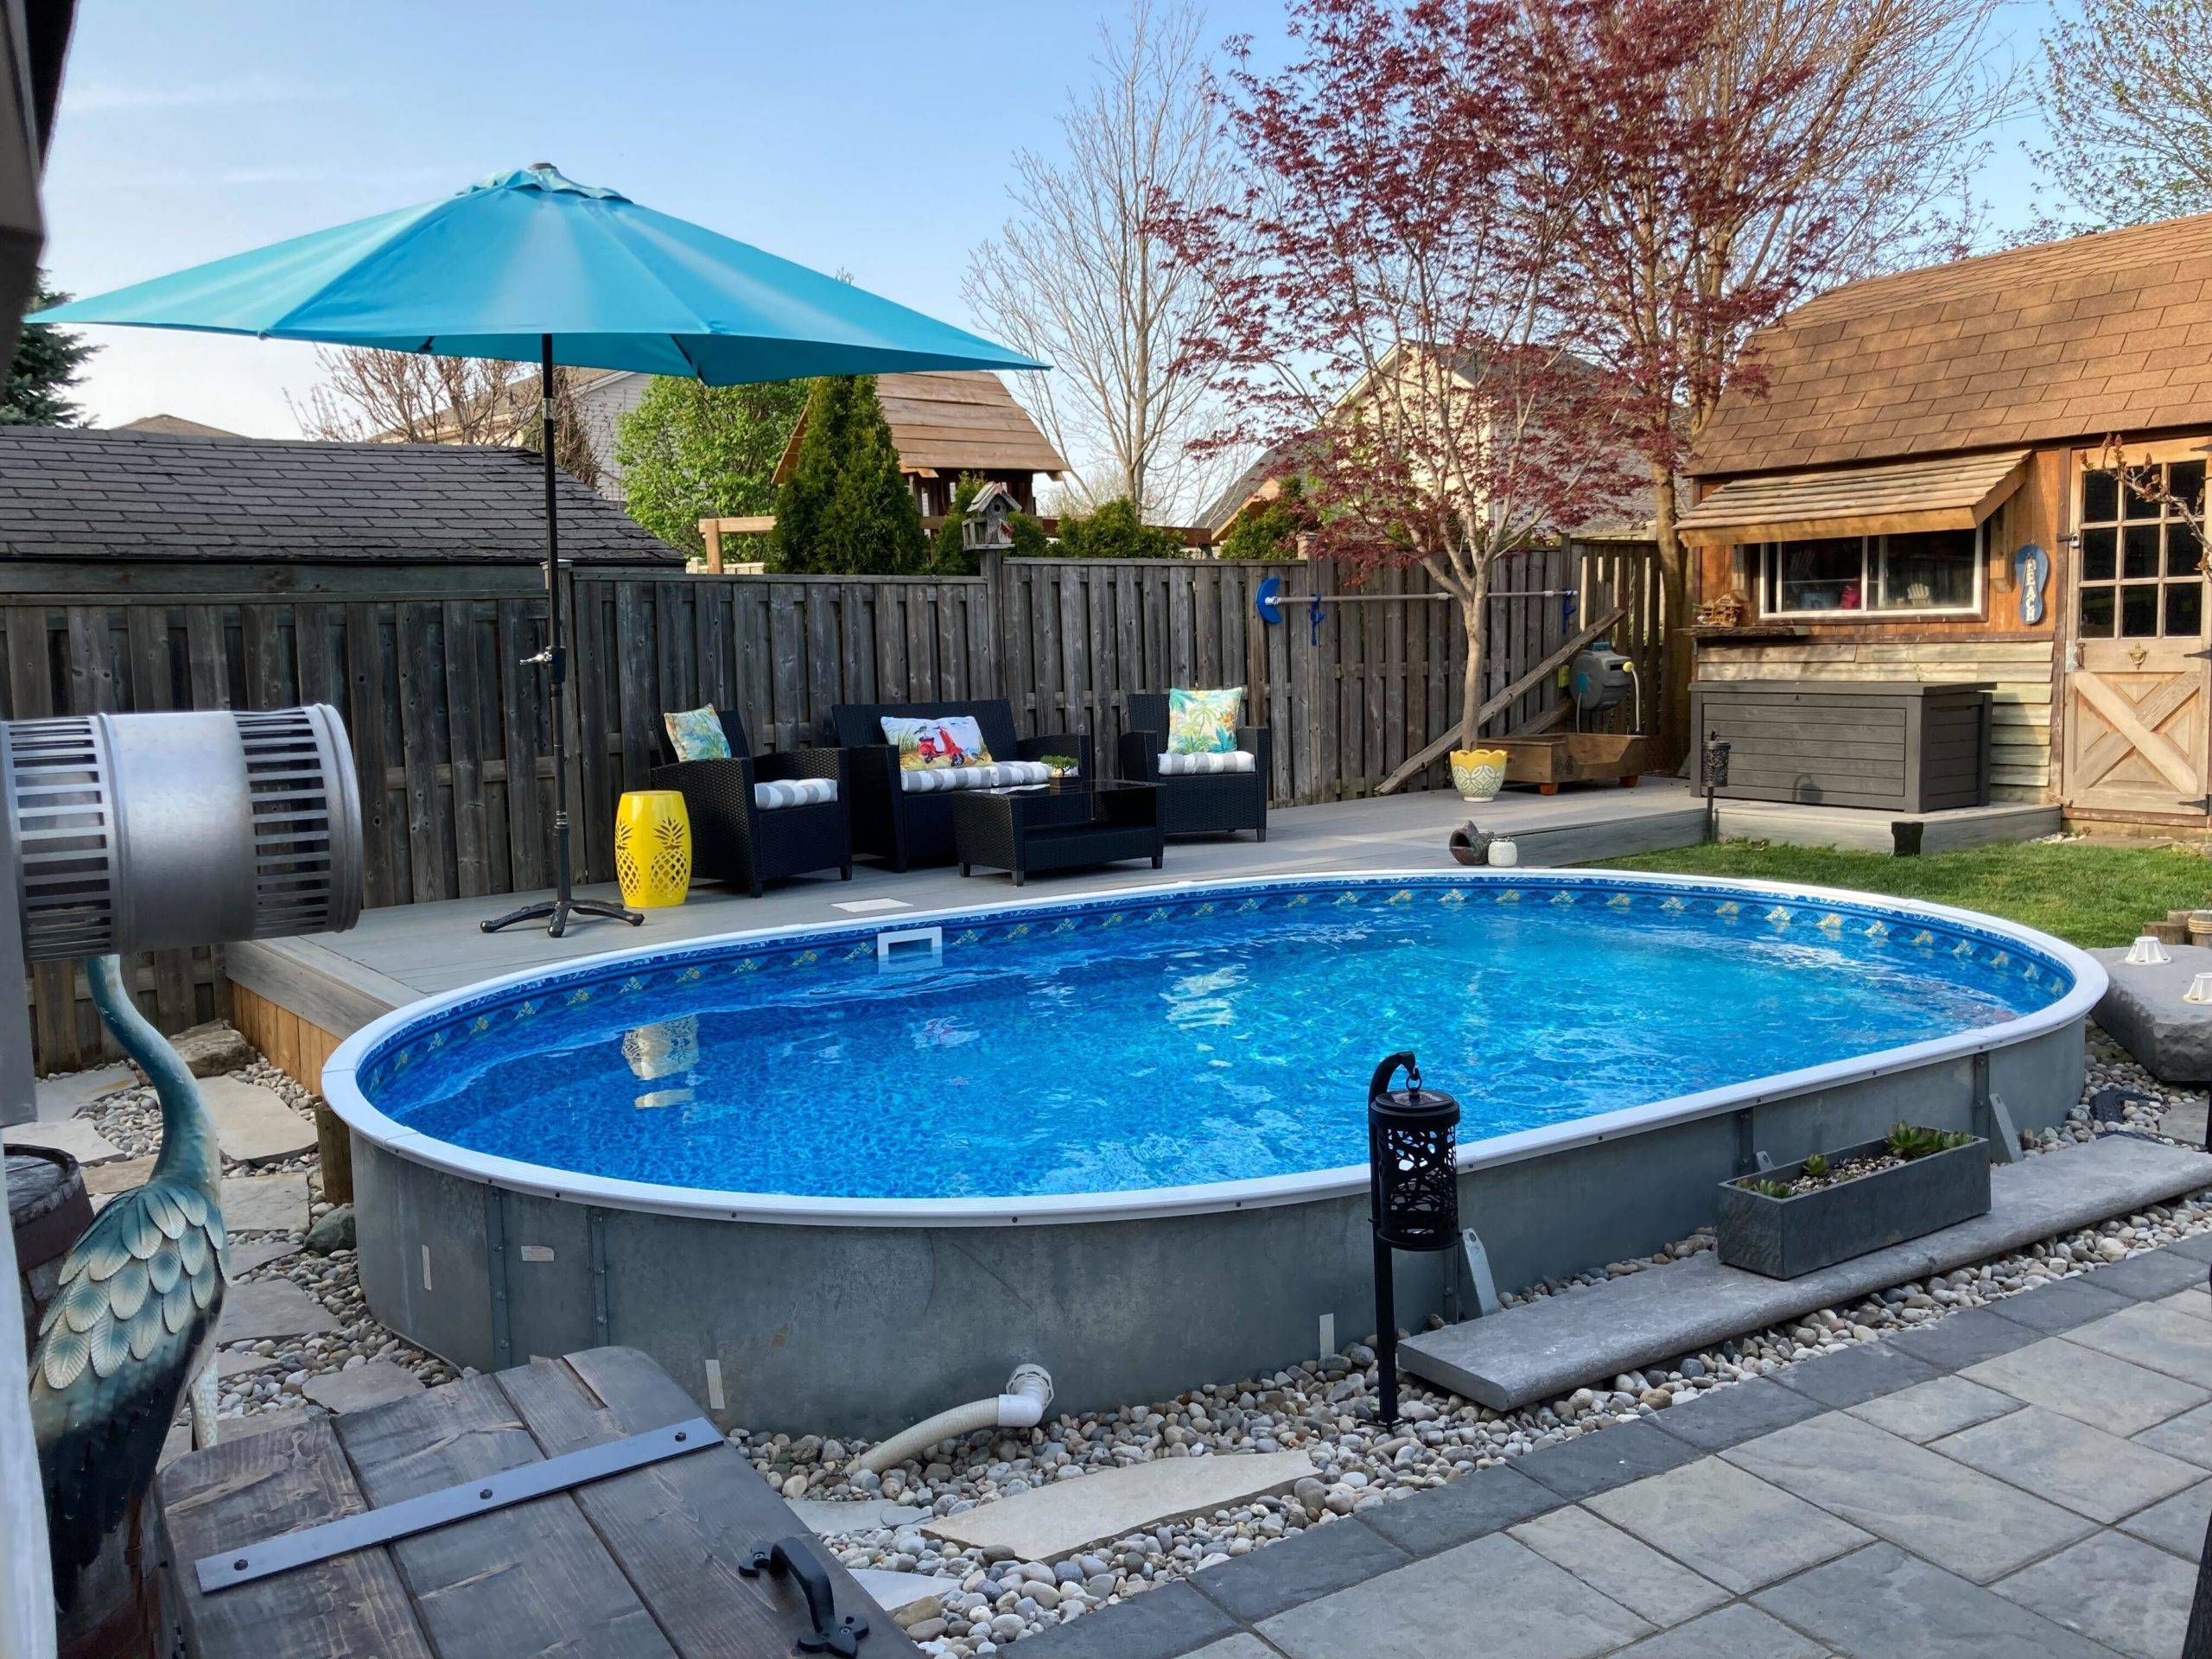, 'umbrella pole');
481,334,643,939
